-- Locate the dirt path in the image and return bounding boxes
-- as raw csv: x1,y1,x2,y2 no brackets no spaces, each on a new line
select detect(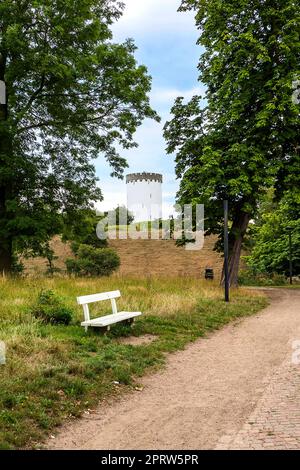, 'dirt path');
47,289,300,450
